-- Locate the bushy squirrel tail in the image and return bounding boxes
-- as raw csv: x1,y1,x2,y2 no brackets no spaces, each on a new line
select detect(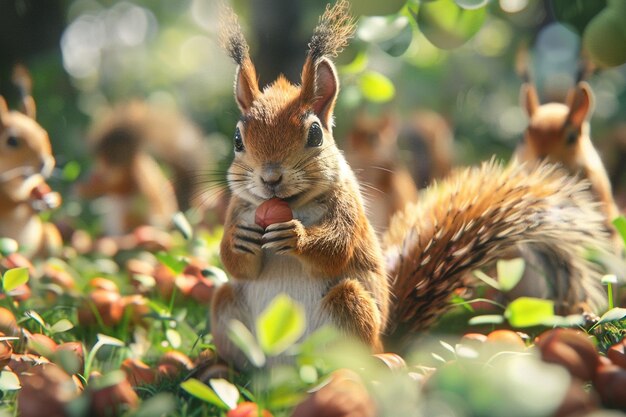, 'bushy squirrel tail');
383,159,611,336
